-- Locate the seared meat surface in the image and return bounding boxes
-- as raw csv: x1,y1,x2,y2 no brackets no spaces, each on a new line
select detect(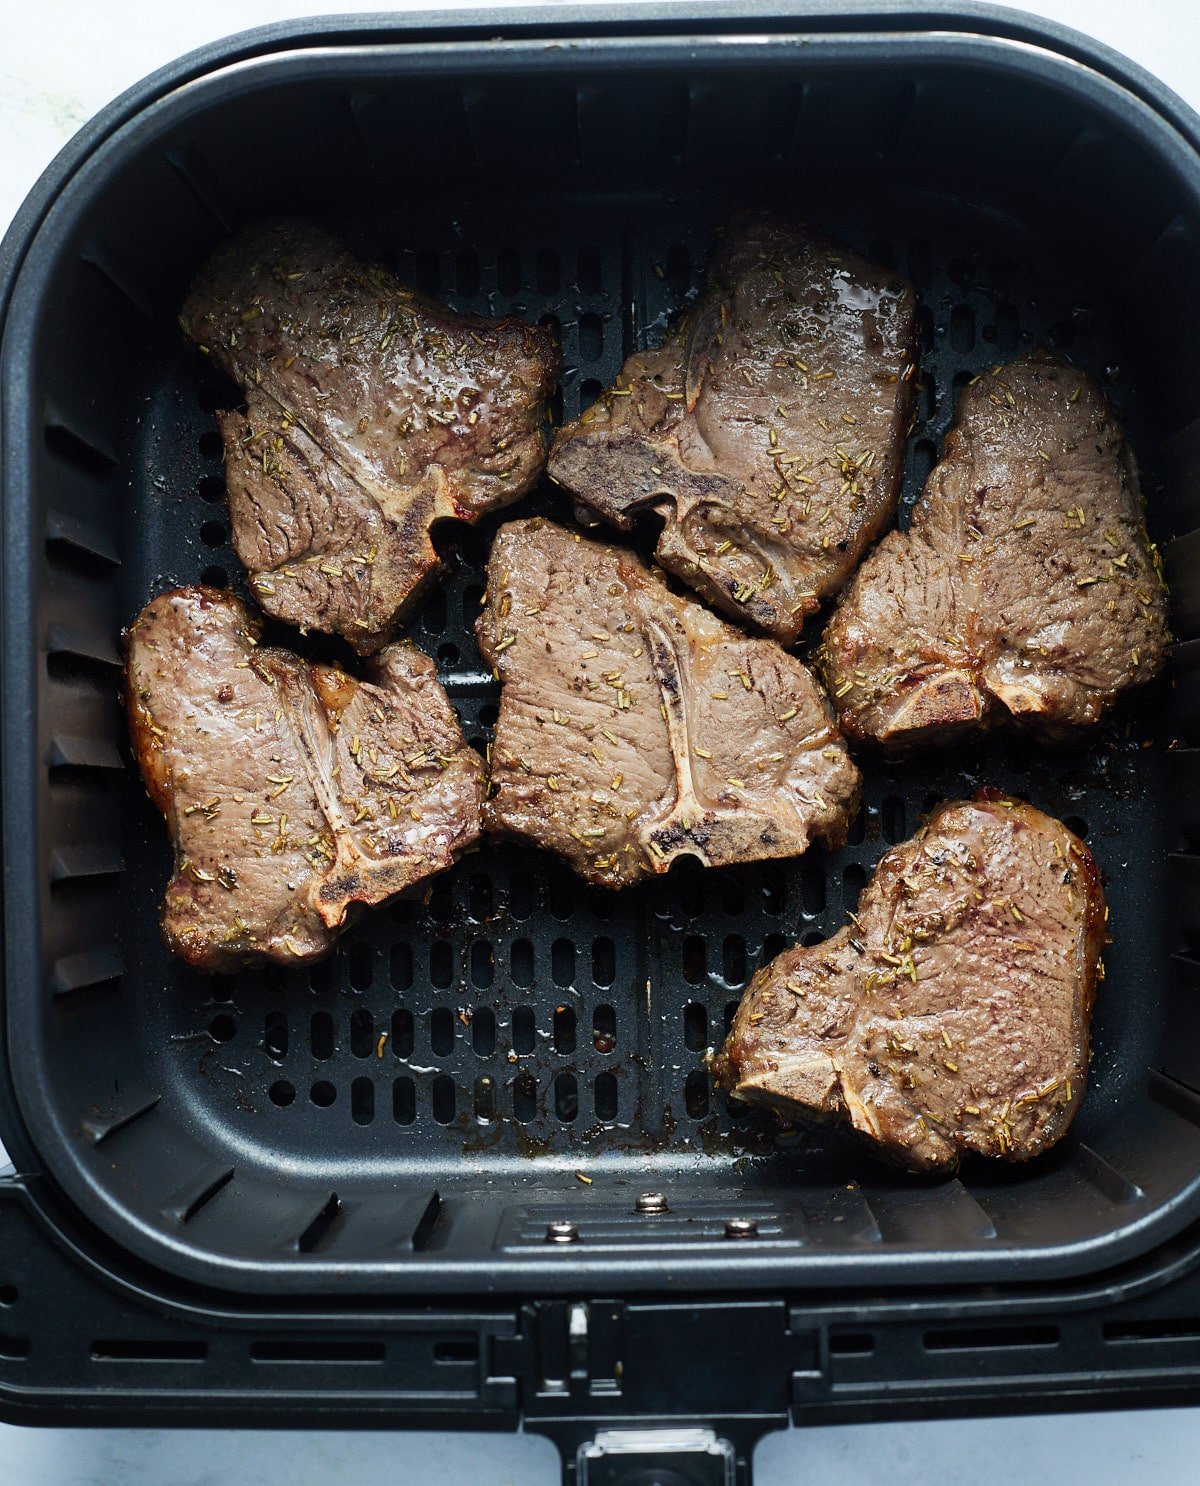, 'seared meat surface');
822,353,1169,747
713,795,1105,1172
125,587,482,971
181,220,559,653
476,519,861,887
548,216,917,642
